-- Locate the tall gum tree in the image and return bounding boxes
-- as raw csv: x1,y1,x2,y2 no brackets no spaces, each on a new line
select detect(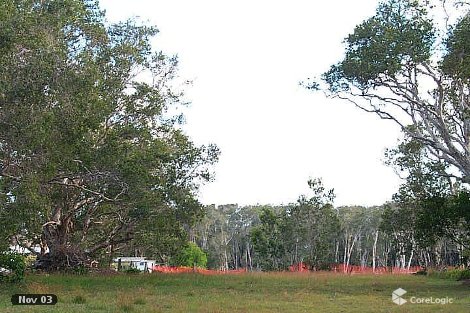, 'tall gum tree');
306,0,470,182
0,0,219,269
